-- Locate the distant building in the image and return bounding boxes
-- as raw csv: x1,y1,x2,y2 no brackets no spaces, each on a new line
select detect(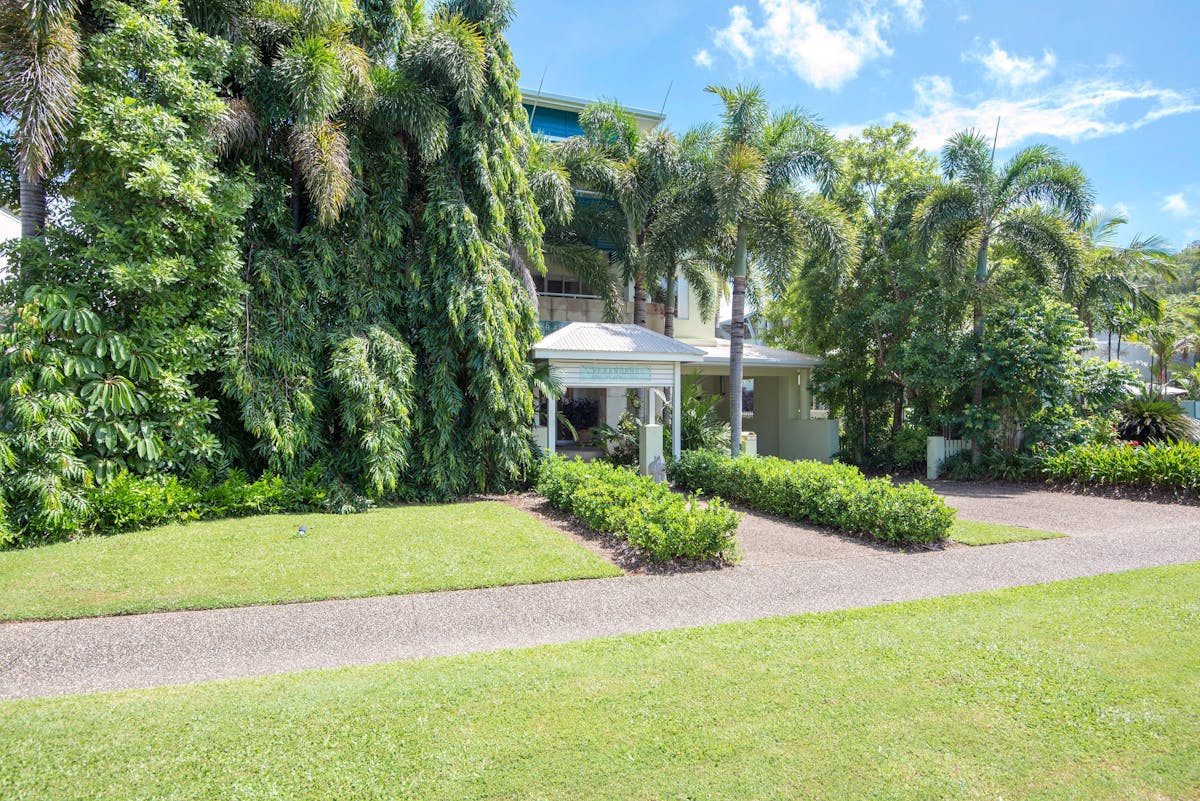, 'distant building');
0,208,18,281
